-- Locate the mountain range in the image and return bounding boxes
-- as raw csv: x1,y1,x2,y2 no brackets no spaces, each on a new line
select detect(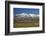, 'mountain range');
14,13,39,22
15,13,39,18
